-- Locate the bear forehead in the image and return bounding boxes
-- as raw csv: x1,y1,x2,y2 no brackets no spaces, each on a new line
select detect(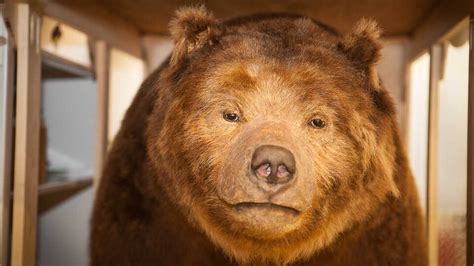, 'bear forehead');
188,59,368,120
194,57,366,106
204,60,341,94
